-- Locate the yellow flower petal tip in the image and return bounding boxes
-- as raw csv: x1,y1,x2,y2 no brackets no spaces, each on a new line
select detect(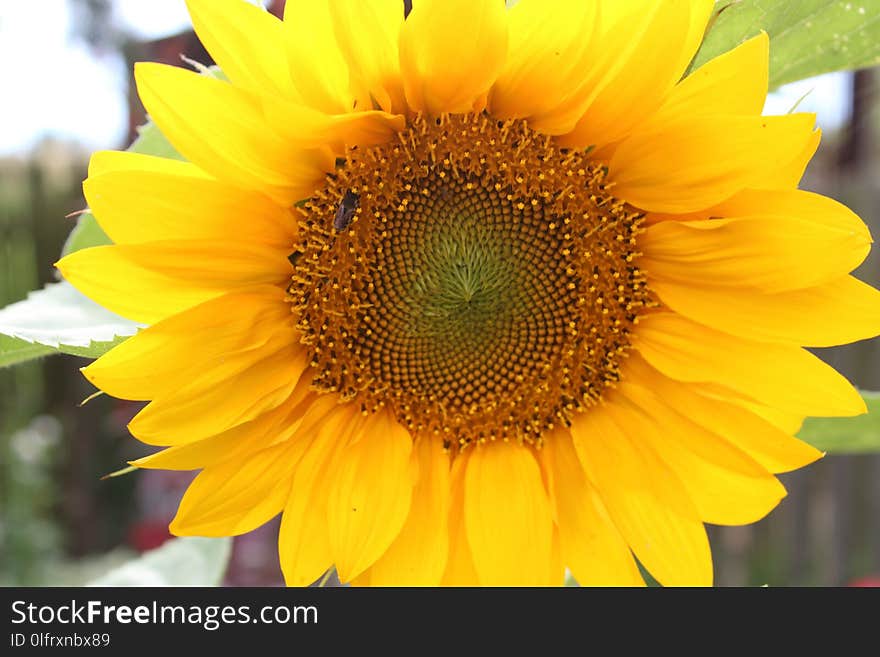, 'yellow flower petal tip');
62,0,879,587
